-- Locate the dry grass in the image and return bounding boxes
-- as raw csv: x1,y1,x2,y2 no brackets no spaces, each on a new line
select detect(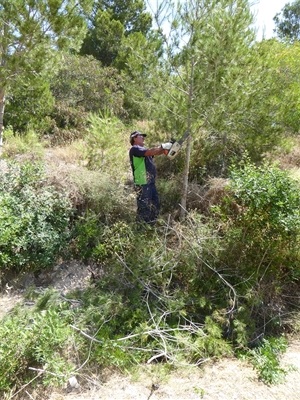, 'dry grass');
187,178,230,213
